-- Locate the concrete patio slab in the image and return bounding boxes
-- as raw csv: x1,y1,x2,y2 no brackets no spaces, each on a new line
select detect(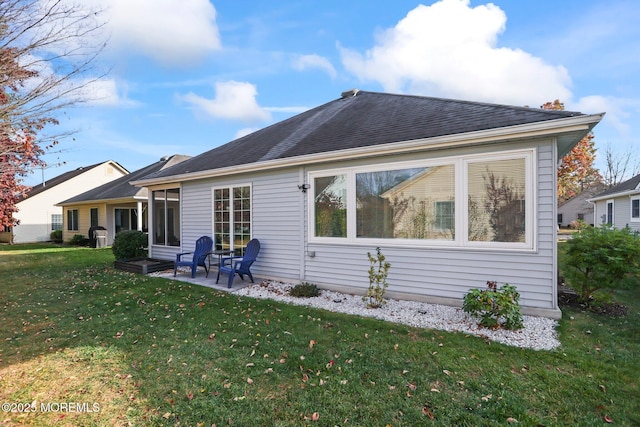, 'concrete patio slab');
152,268,255,293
